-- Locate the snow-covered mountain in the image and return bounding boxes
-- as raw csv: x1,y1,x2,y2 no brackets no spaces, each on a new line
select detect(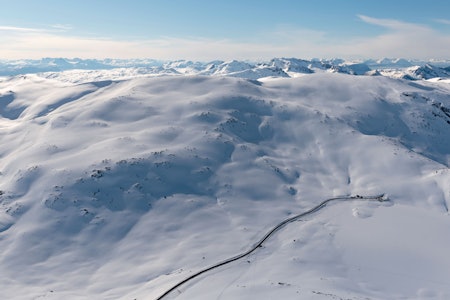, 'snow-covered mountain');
379,64,450,81
0,58,164,76
0,71,450,299
409,64,450,80
261,58,314,74
2,57,450,82
364,58,414,69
